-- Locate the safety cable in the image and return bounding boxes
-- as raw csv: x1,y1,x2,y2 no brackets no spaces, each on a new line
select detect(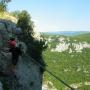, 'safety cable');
0,47,75,89
0,49,75,90
28,55,76,90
